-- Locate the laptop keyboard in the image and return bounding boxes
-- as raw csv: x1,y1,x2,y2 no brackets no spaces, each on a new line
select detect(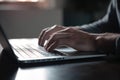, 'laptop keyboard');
9,39,63,58
13,44,64,58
